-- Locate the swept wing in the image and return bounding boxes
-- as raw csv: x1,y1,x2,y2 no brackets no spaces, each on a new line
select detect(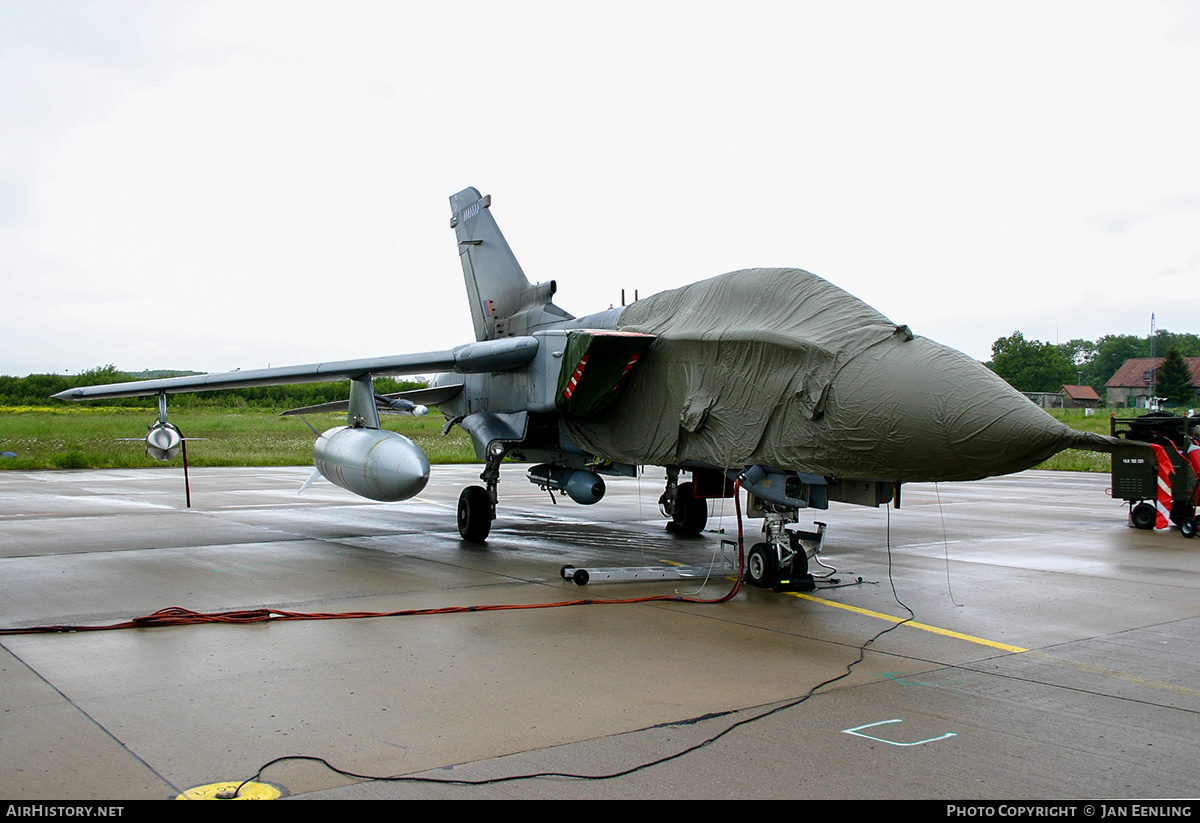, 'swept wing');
52,337,539,401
